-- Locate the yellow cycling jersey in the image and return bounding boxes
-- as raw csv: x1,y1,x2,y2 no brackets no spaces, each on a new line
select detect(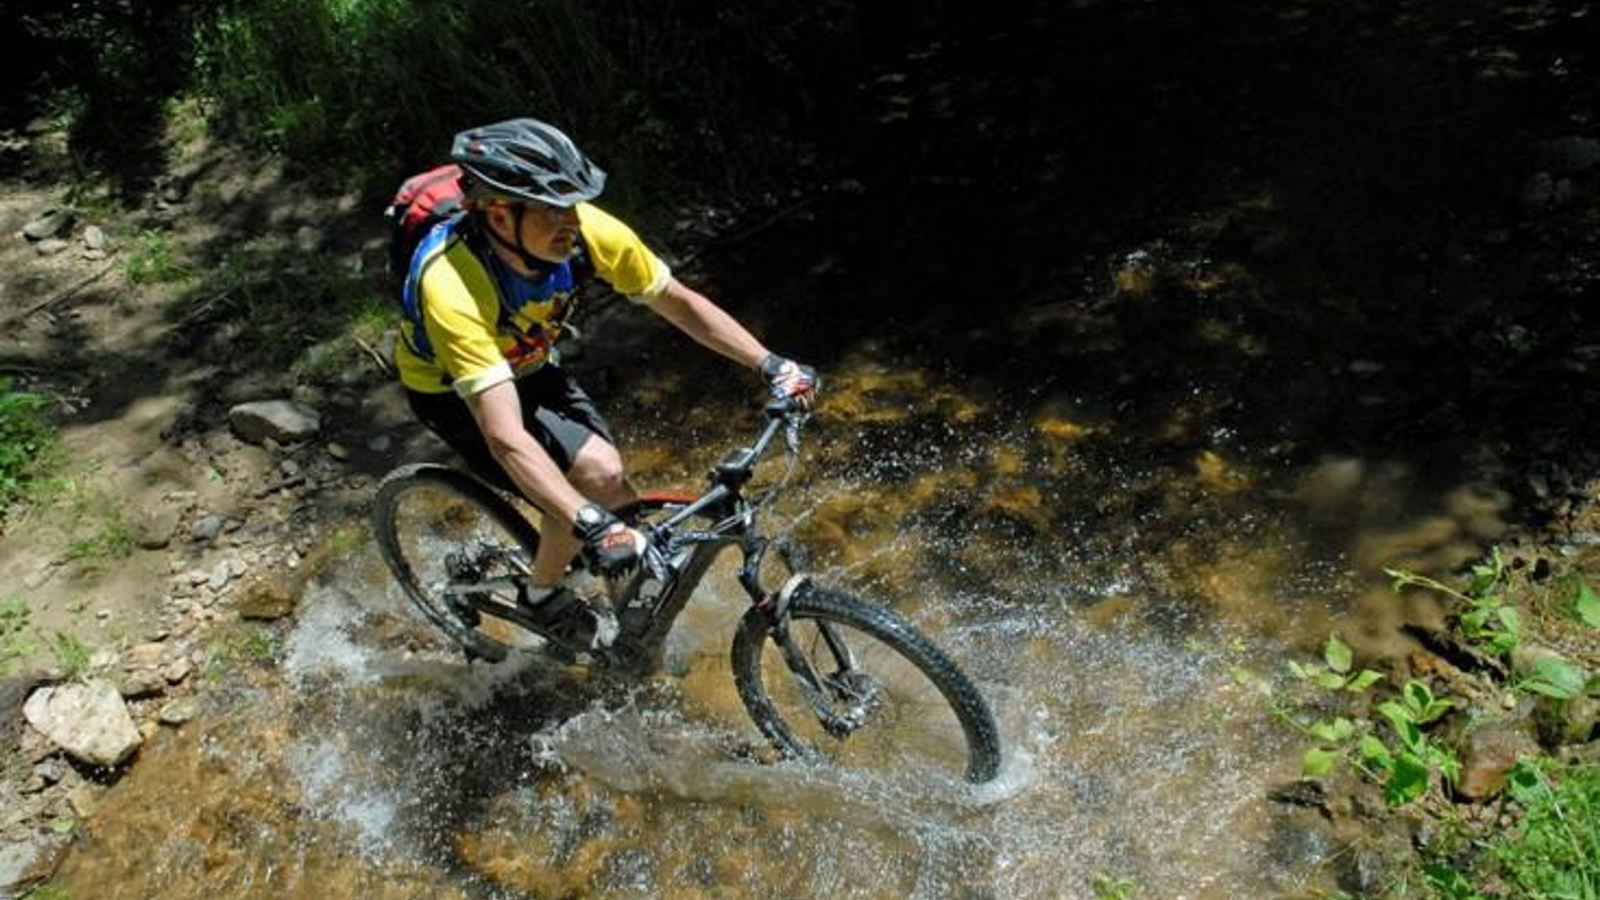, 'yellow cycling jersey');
394,202,671,395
